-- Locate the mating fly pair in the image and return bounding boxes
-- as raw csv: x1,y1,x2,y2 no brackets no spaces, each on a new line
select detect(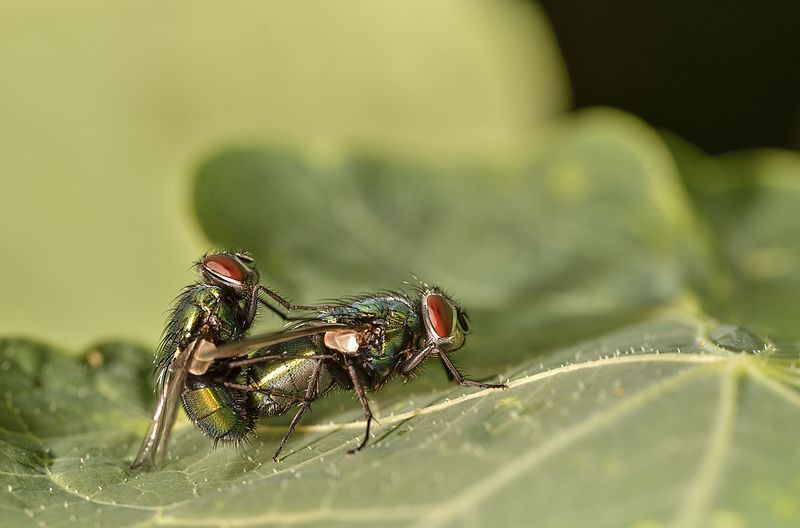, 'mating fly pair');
131,251,504,469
